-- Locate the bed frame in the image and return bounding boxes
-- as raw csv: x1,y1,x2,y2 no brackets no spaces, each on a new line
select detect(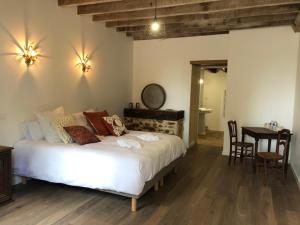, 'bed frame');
21,155,183,212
